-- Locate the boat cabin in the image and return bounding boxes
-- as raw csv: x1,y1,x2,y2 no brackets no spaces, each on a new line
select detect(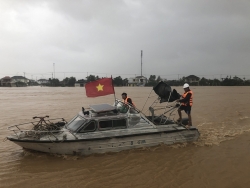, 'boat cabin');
66,103,147,133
